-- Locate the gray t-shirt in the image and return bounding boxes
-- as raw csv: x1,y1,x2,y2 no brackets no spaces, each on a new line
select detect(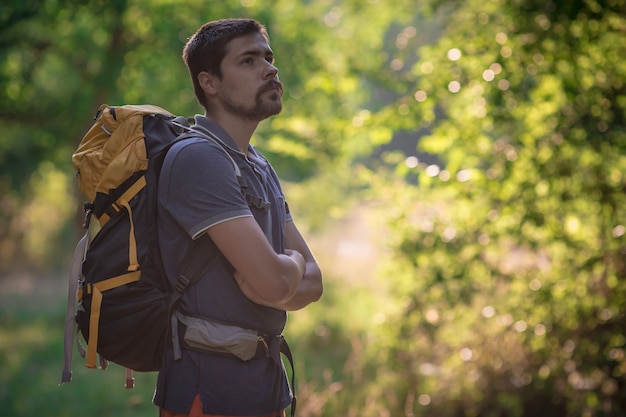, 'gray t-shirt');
153,116,292,415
